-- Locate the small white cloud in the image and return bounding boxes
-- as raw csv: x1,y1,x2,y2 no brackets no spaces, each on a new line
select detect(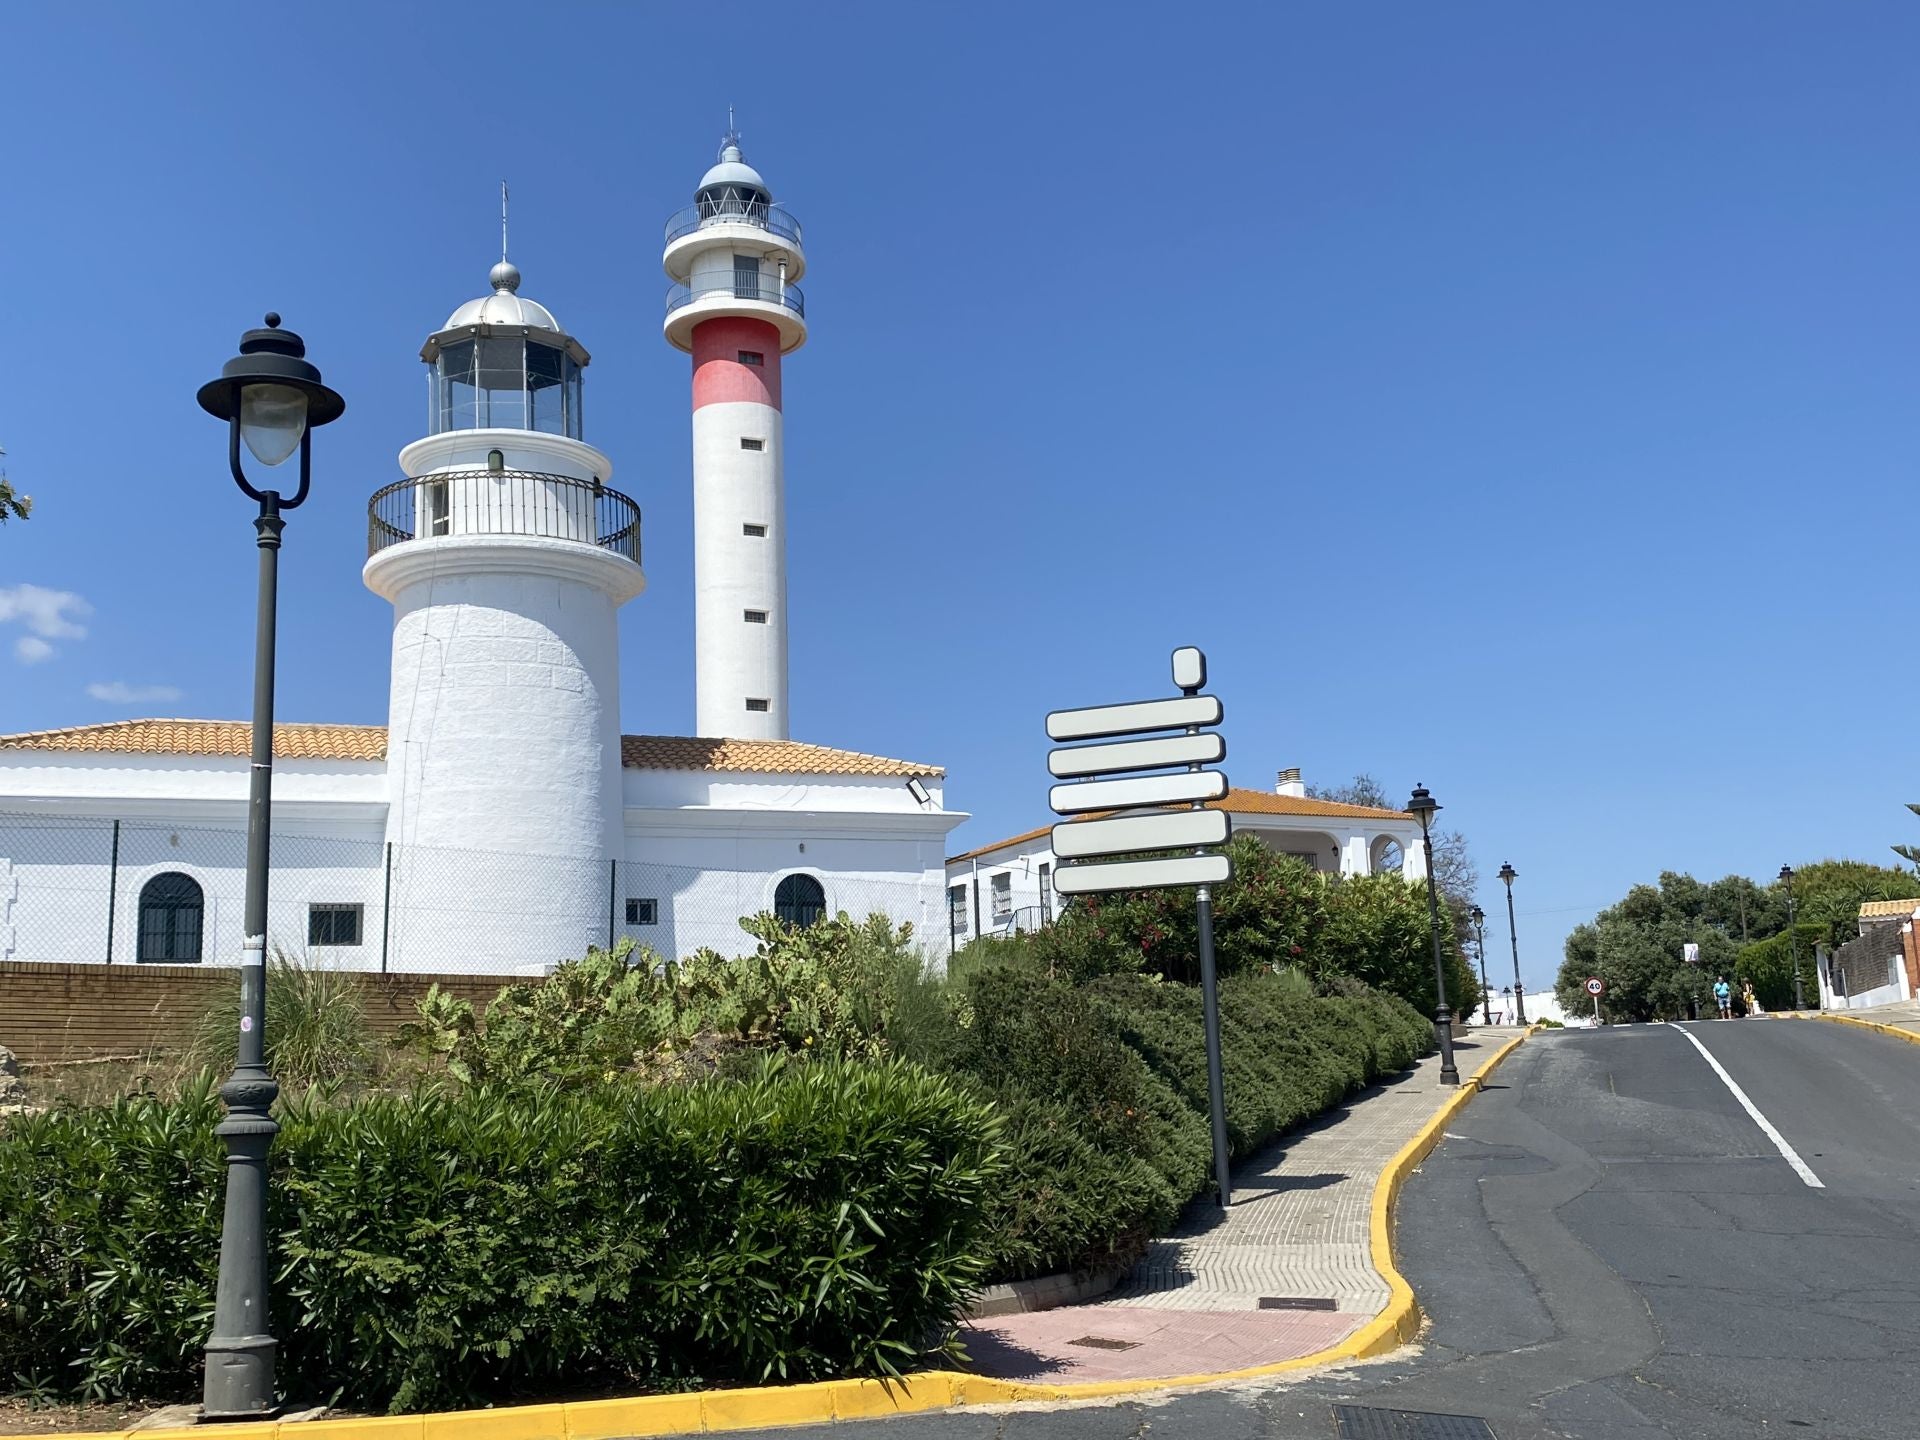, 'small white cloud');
0,583,91,663
87,681,184,705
